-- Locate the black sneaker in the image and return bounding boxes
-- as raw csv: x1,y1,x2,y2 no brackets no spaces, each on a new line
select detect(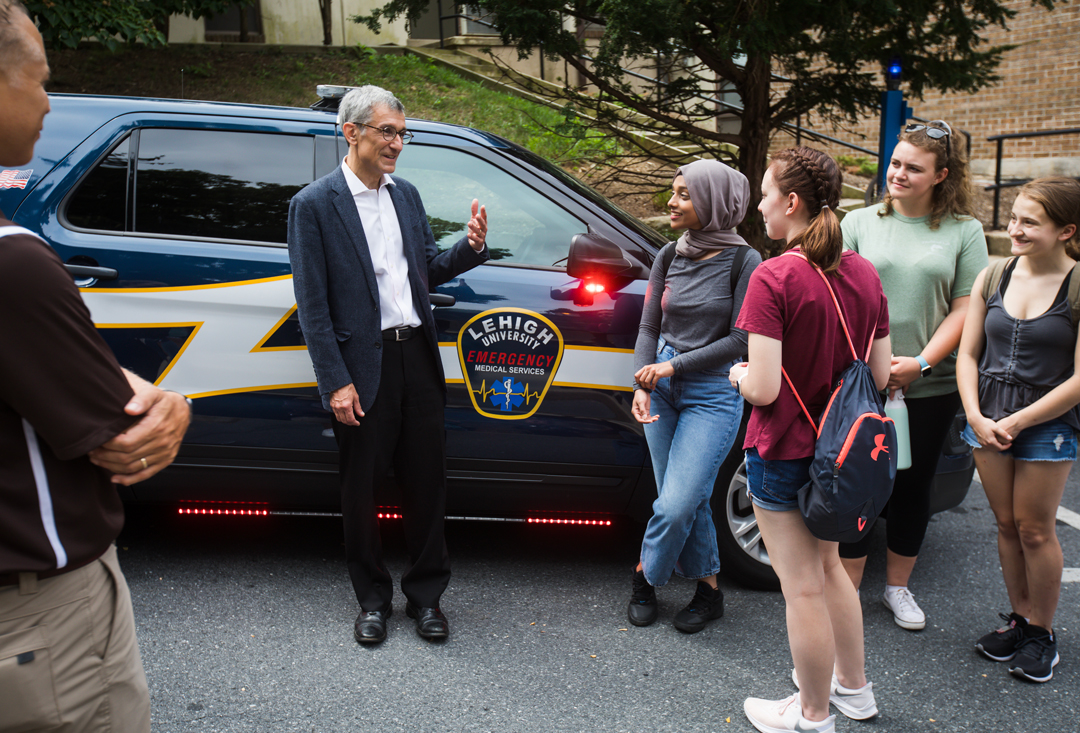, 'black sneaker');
975,612,1028,662
1008,625,1059,683
628,568,658,626
672,580,724,633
